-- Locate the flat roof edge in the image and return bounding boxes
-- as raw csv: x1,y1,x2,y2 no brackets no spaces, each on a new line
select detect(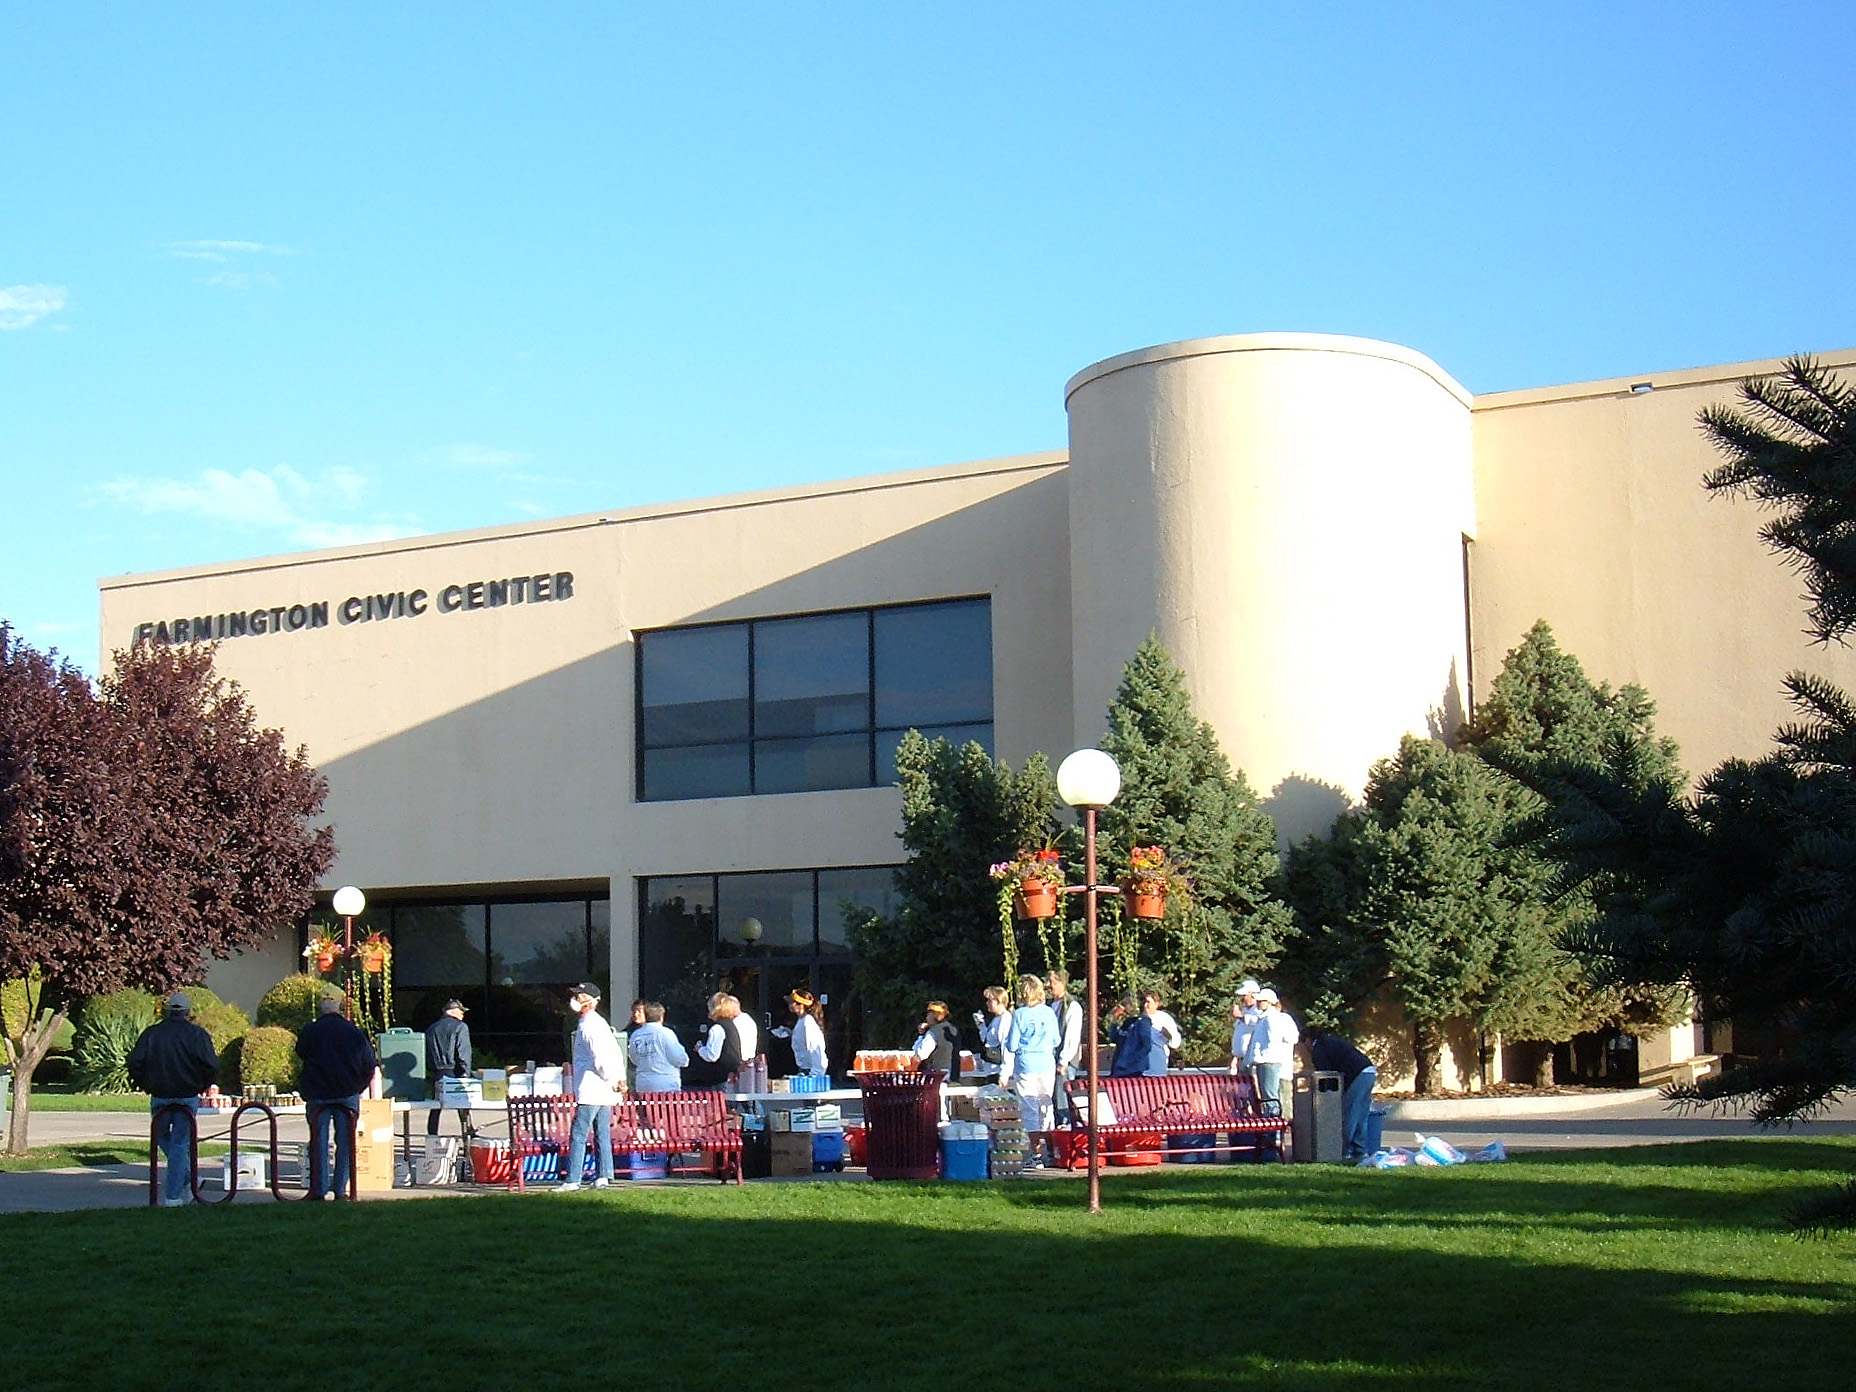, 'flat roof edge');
1472,347,1856,412
97,449,1068,592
